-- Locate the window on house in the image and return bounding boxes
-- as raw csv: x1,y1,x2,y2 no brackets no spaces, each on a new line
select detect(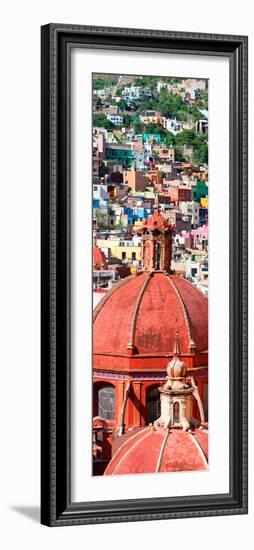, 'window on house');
122,252,126,260
132,252,136,261
98,385,115,420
